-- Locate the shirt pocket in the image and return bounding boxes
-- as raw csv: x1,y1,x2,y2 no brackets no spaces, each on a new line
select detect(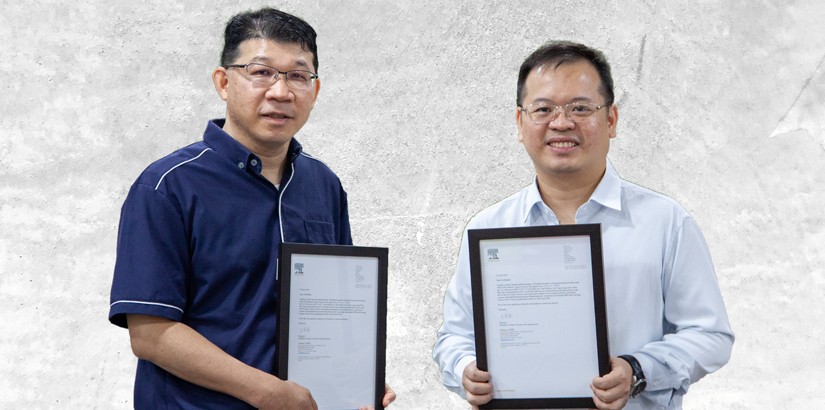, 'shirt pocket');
304,220,335,243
